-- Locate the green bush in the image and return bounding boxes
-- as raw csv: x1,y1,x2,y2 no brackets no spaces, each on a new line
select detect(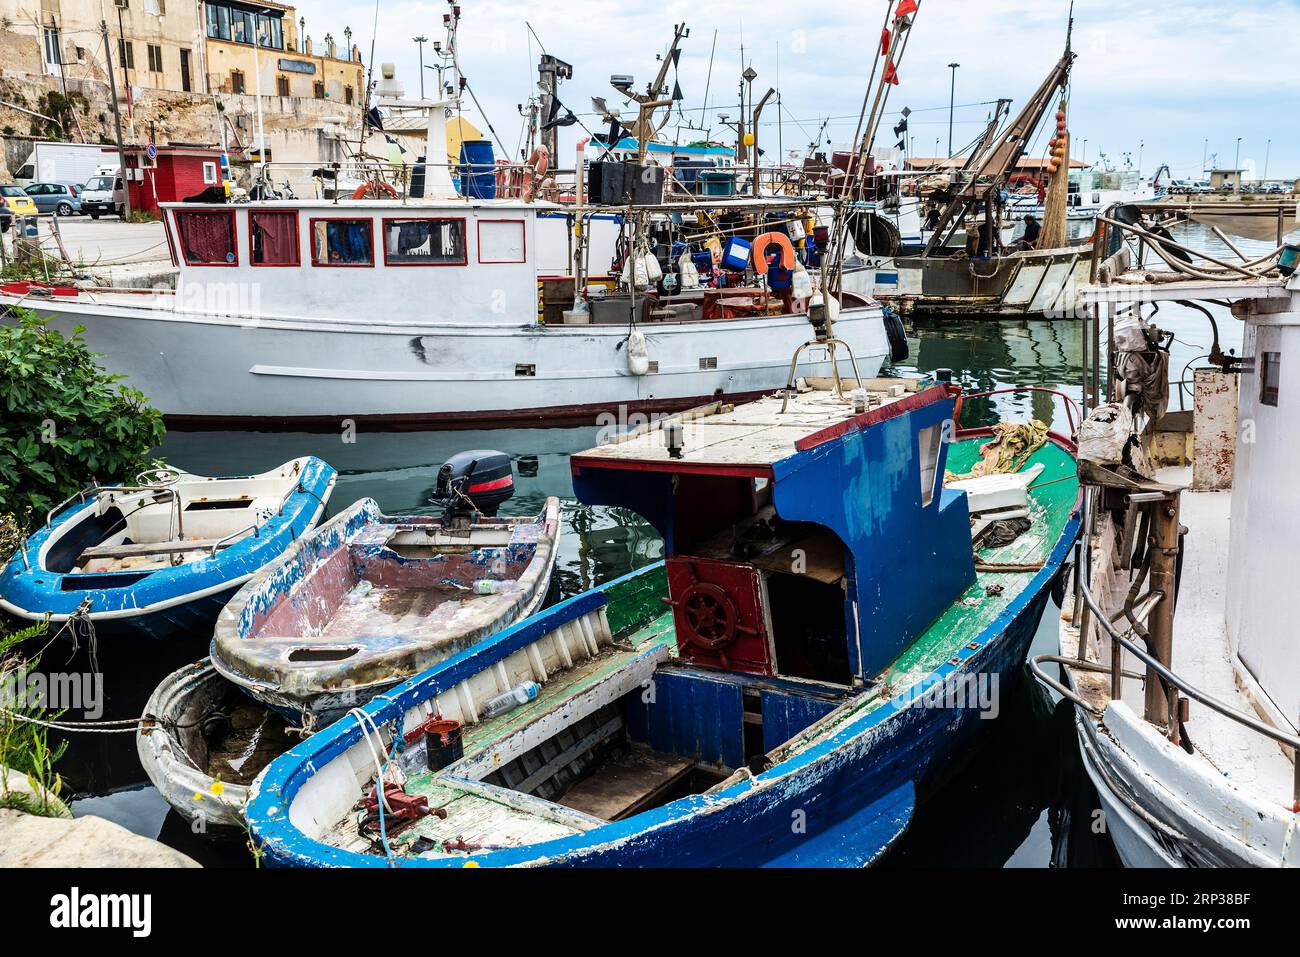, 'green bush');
0,309,165,519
